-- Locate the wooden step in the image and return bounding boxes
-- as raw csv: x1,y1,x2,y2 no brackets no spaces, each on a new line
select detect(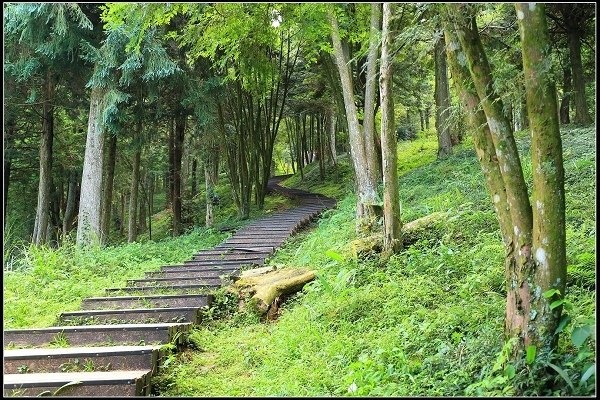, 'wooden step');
161,264,244,272
60,307,202,325
81,294,212,310
3,345,162,374
191,253,268,260
146,270,238,279
127,276,222,288
4,323,191,348
3,370,152,396
105,283,220,295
